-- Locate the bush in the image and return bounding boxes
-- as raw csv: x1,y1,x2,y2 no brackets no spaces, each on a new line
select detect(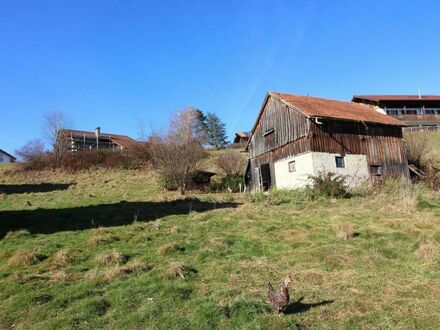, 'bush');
405,132,428,167
308,171,350,198
210,174,244,193
215,151,247,176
